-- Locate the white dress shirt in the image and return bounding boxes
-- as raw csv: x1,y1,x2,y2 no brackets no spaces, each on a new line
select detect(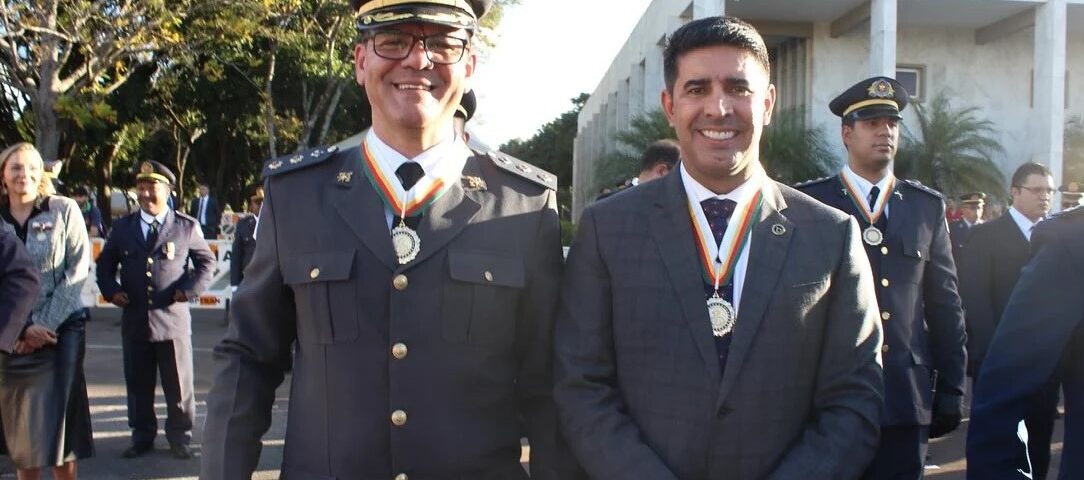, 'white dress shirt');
139,209,169,240
1007,206,1042,241
842,164,893,217
365,127,471,229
